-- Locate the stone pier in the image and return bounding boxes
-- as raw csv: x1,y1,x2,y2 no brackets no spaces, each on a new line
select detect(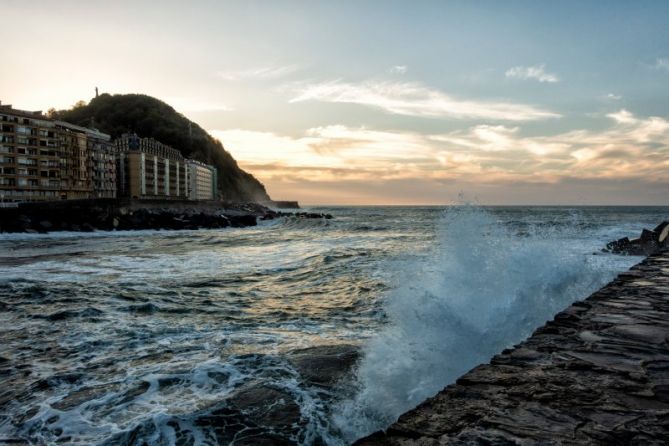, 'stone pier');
356,251,669,445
